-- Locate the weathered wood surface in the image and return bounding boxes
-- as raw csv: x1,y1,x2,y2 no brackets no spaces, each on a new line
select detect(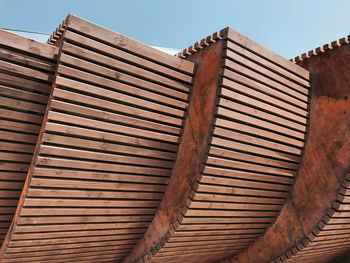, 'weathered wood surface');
2,14,349,263
123,27,310,263
0,29,57,248
220,35,350,263
0,15,194,263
